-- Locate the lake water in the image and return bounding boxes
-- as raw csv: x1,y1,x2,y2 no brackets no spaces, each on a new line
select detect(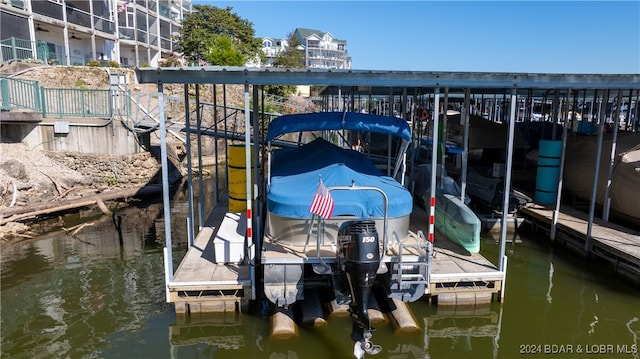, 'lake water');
1,177,639,359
